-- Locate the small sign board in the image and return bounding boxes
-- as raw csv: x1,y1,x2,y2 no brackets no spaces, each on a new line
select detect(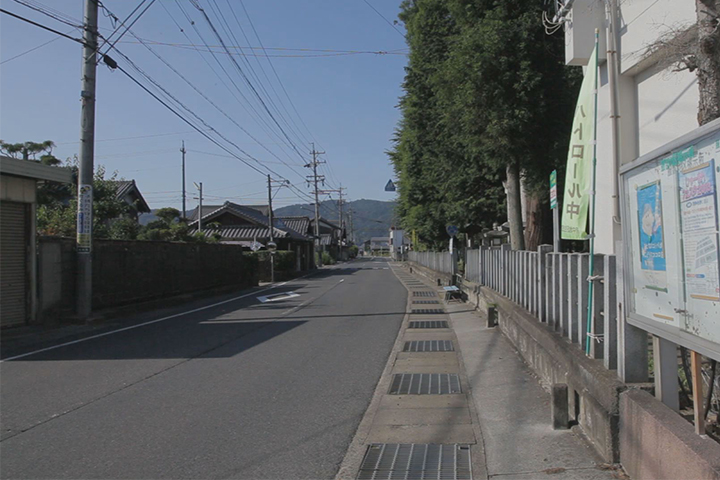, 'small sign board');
384,179,396,192
446,225,459,236
77,184,92,253
250,240,262,252
550,170,558,209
